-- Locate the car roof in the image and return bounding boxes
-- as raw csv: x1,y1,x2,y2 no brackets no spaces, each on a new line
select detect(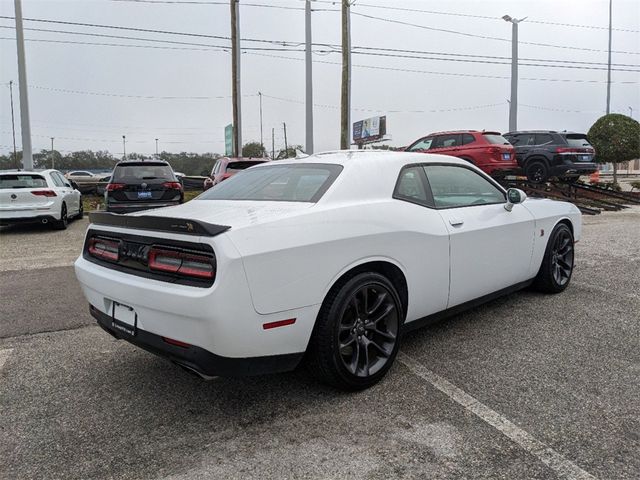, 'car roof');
0,169,54,174
115,160,170,166
505,130,586,135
